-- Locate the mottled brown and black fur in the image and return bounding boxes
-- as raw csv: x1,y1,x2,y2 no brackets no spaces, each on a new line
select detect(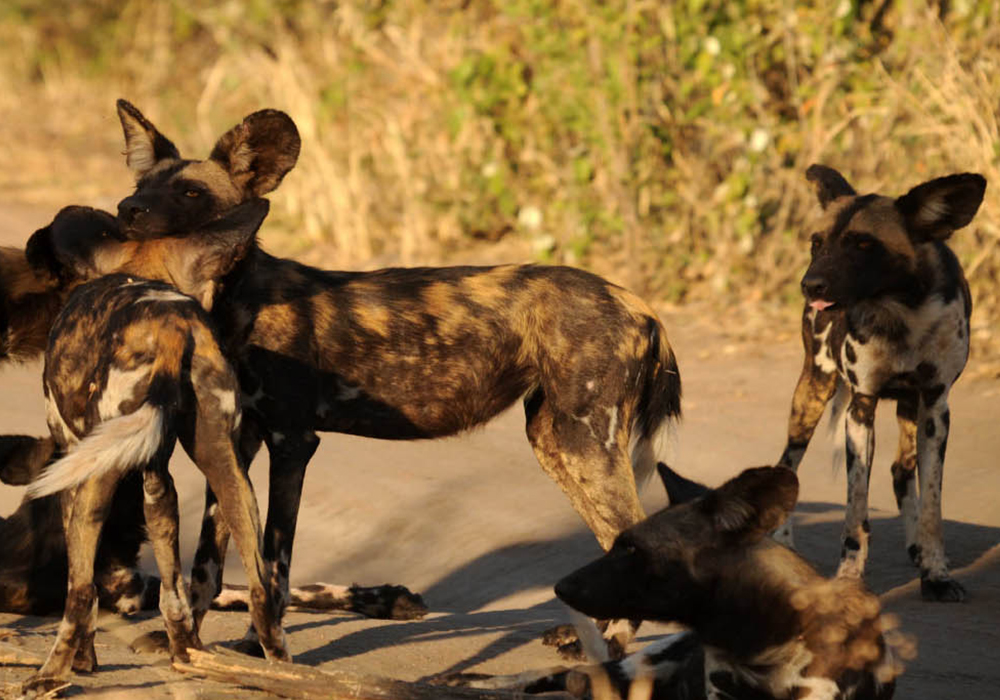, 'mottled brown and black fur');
777,165,985,602
114,101,682,653
19,202,292,692
0,208,425,624
448,464,903,699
